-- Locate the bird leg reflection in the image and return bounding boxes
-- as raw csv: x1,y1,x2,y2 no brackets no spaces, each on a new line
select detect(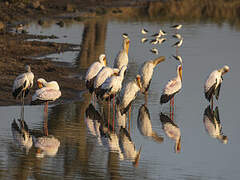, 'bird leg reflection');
44,101,49,136
108,96,110,129
128,105,131,133
144,91,148,105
